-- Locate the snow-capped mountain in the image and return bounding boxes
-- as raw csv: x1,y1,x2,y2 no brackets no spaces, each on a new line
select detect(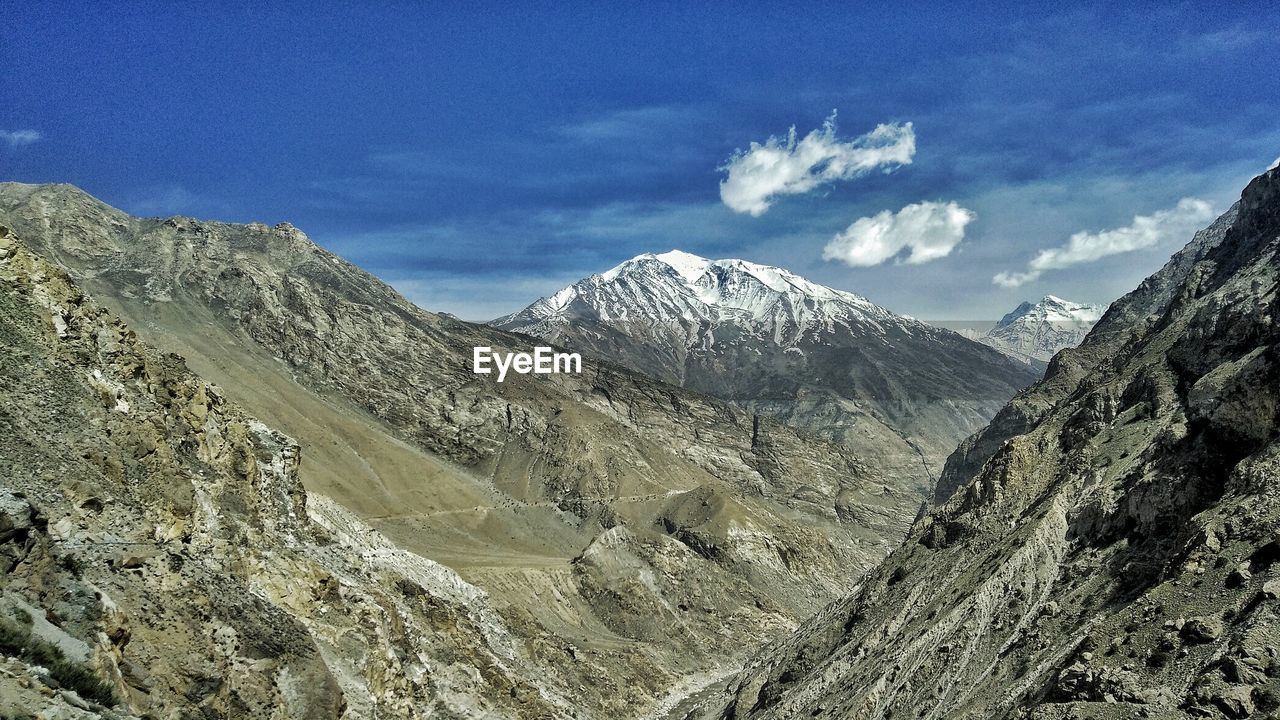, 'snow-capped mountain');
494,250,1039,495
977,295,1106,365
496,250,907,354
